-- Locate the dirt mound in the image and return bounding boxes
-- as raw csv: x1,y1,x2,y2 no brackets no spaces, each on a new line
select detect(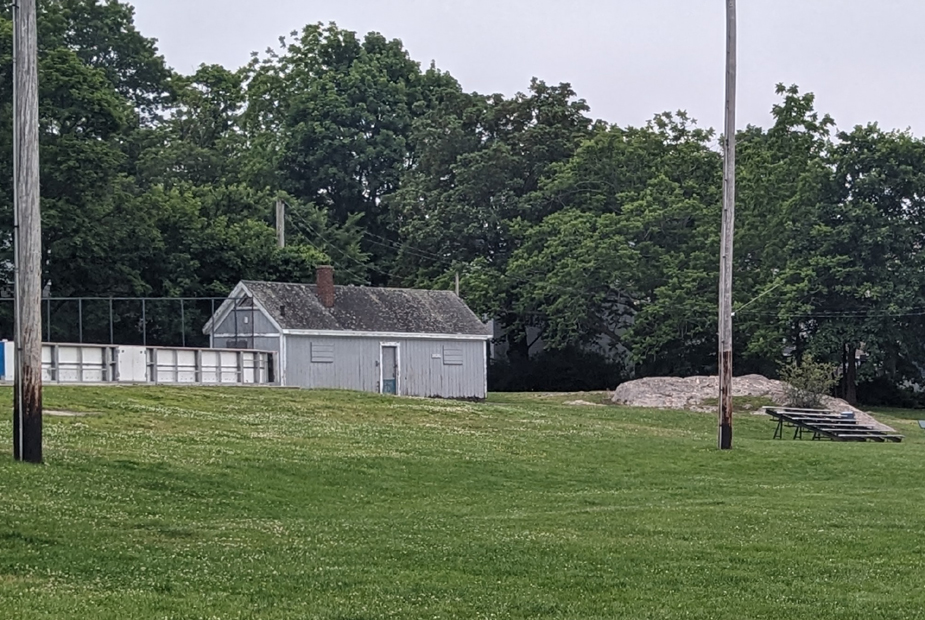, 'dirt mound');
611,374,895,432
